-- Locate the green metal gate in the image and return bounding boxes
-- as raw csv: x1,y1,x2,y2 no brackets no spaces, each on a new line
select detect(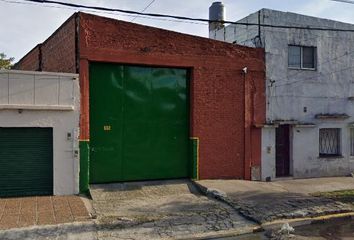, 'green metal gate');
0,128,53,197
89,63,189,183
